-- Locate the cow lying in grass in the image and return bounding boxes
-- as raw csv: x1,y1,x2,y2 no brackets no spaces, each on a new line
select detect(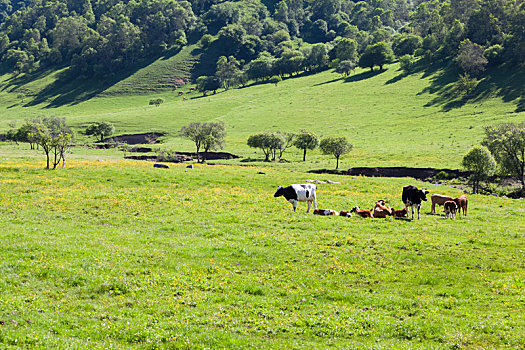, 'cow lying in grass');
274,184,317,213
314,209,338,216
431,194,454,214
350,206,373,218
339,211,353,217
393,208,408,218
373,200,395,218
